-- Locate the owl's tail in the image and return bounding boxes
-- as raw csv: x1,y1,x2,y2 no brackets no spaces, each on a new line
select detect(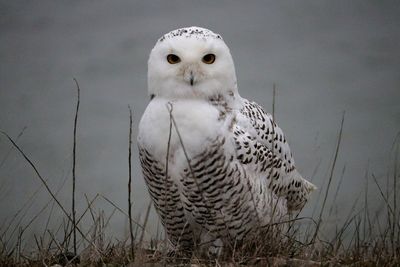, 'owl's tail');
303,178,317,193
285,171,317,211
